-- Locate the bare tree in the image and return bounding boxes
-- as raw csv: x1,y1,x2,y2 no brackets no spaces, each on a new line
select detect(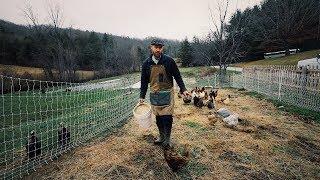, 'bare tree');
208,0,244,73
46,2,79,81
23,0,78,81
23,1,54,80
192,35,217,66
